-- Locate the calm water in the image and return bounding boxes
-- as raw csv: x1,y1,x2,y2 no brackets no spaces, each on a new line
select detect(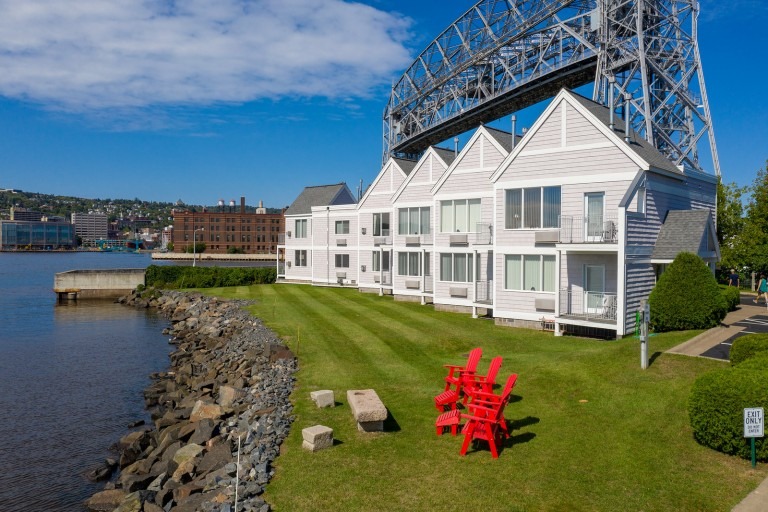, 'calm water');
0,252,172,511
